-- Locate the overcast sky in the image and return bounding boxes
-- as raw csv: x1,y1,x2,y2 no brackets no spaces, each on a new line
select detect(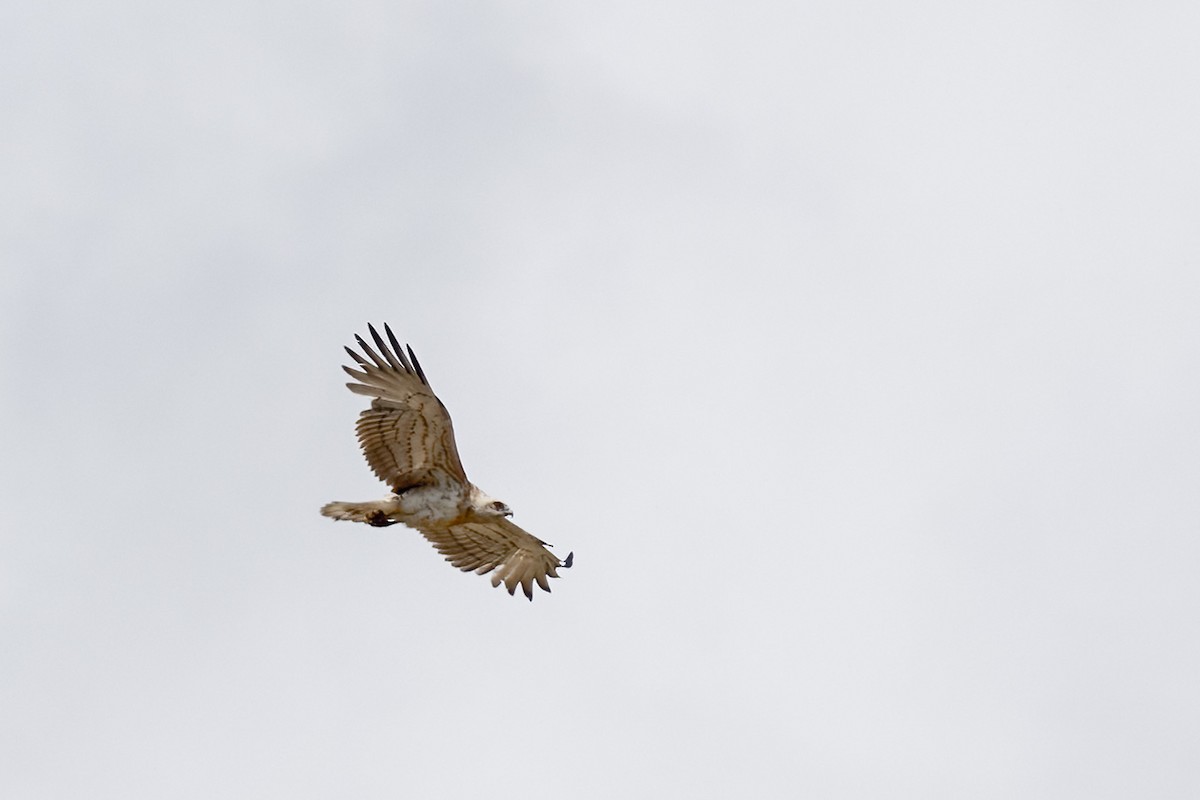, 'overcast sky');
3,2,1199,798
